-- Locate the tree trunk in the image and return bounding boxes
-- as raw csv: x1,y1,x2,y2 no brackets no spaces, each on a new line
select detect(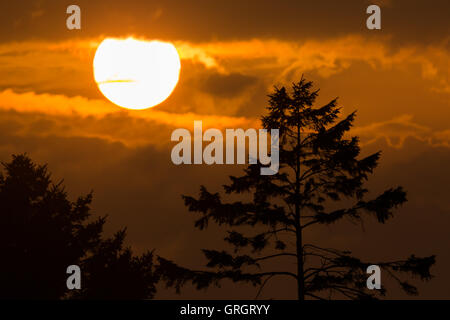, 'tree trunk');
295,119,304,301
296,215,304,300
